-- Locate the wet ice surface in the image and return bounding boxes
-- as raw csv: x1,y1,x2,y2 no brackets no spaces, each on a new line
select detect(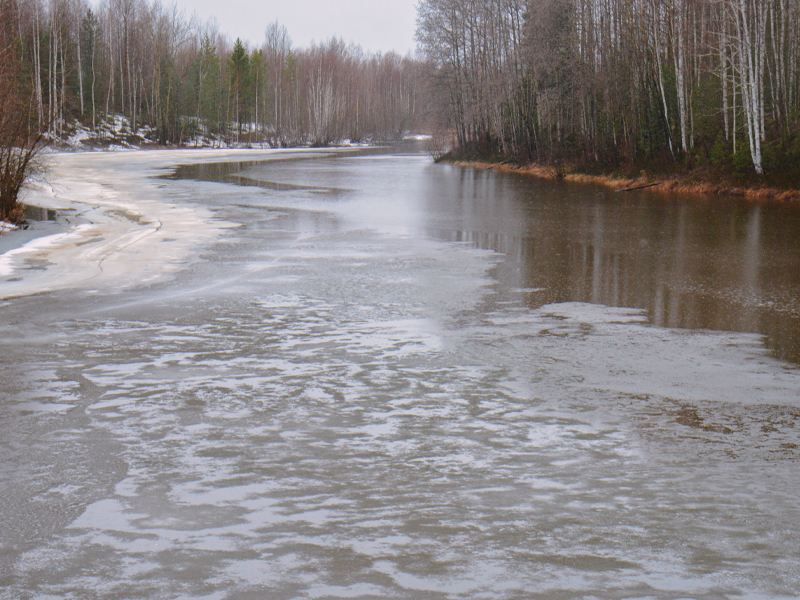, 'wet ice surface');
1,151,800,599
